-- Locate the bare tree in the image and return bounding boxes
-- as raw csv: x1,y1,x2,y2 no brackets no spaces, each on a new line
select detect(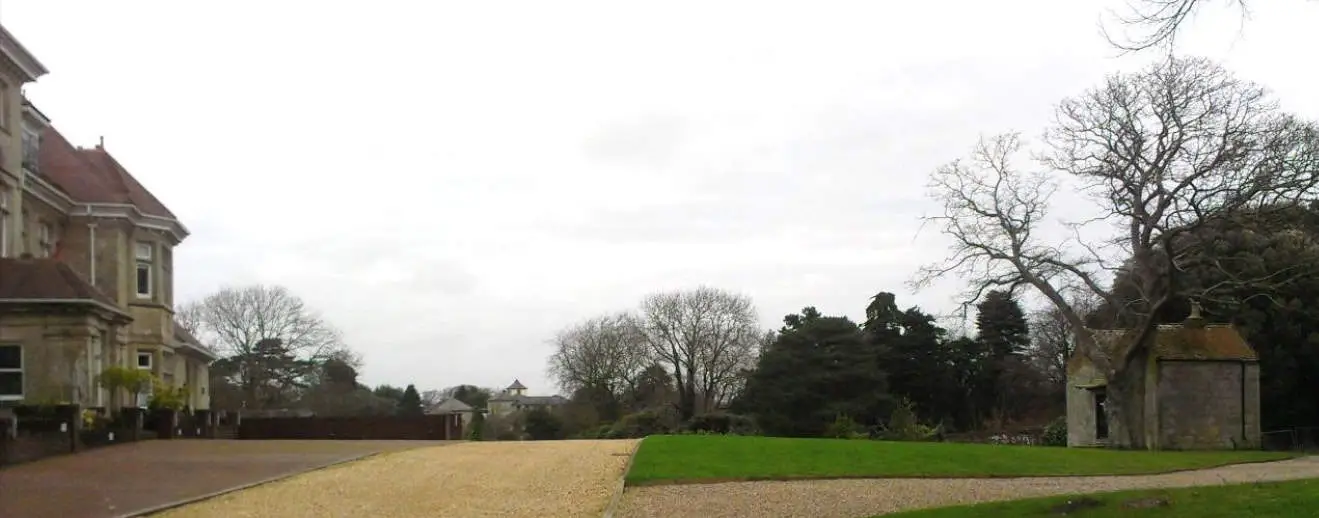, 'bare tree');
915,56,1319,448
1028,295,1101,387
420,389,446,412
638,286,763,420
177,284,349,409
1100,0,1248,52
547,312,651,397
